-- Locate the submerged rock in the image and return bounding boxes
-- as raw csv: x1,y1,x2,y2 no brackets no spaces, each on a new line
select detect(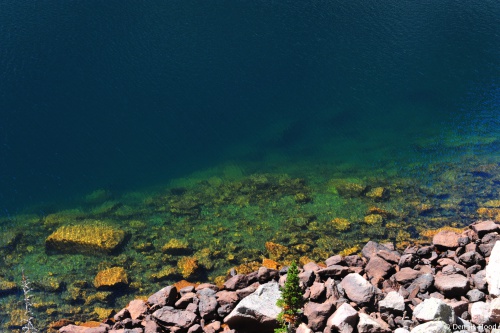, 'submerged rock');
46,222,125,254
